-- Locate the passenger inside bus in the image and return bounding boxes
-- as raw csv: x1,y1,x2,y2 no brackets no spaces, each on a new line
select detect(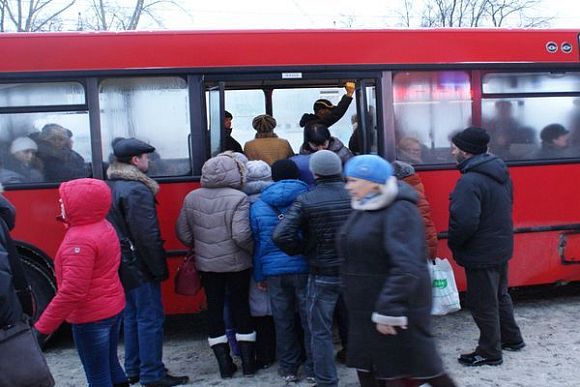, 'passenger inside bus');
224,110,243,153
397,136,425,164
33,124,88,182
299,82,355,129
535,124,571,159
483,101,522,159
0,137,44,184
243,114,294,165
